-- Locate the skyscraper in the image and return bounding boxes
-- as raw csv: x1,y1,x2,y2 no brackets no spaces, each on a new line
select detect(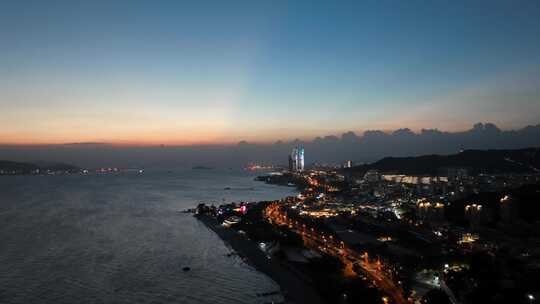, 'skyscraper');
288,149,297,172
288,147,304,172
297,147,305,171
